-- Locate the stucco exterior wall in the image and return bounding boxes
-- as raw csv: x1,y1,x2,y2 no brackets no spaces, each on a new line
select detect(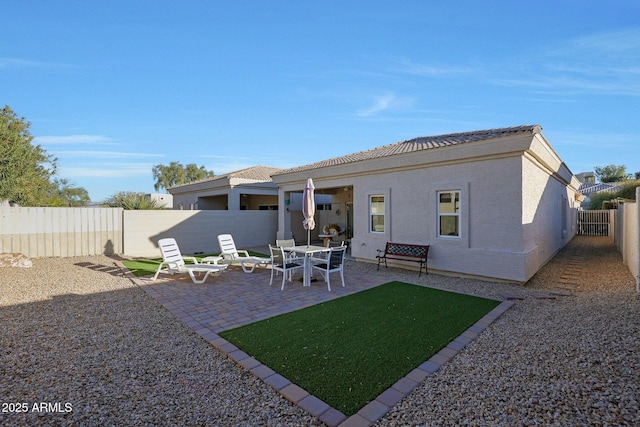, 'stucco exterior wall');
123,210,277,257
347,155,529,282
521,159,578,280
519,134,580,279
